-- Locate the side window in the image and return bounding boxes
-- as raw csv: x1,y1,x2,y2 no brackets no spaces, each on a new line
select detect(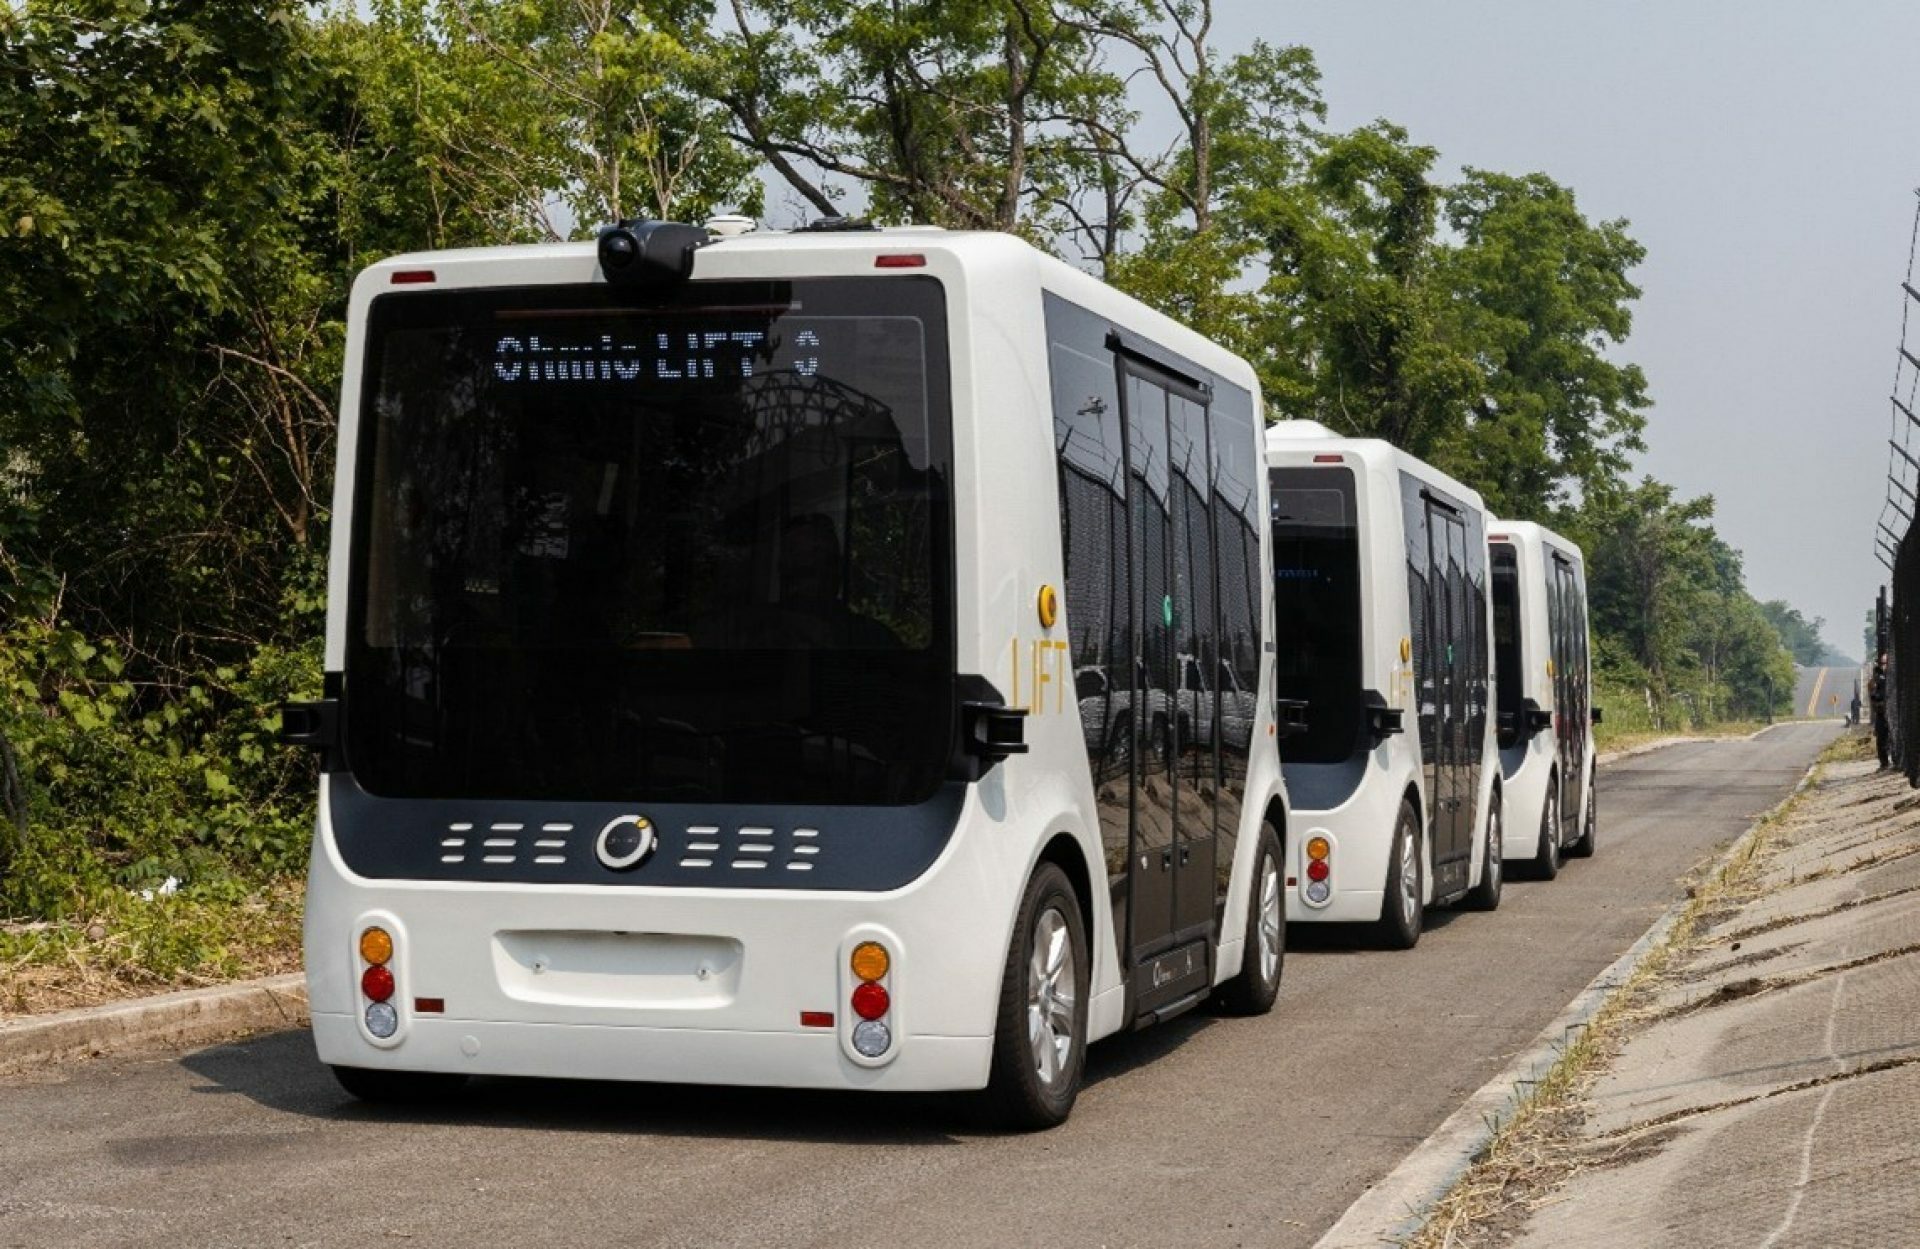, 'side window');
1210,382,1259,904
1401,473,1437,774
1046,297,1130,885
1464,507,1489,766
1127,371,1175,853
